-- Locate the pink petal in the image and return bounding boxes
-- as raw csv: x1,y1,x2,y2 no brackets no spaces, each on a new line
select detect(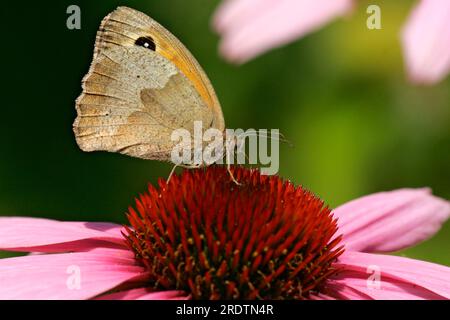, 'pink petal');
214,0,274,33
323,281,373,300
0,217,127,252
96,288,188,300
213,0,354,63
0,248,145,300
401,0,450,84
327,251,450,299
333,188,450,253
309,292,337,300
